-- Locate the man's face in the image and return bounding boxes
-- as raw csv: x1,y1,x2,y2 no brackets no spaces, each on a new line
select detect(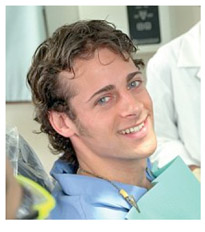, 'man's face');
65,48,157,161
